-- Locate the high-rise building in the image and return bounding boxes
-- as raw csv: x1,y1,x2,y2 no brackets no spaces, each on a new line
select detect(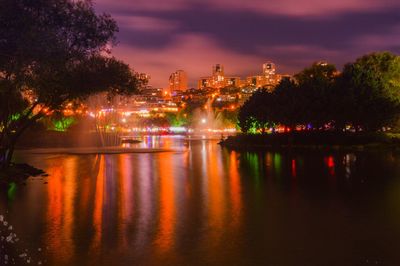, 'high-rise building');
136,73,150,84
226,77,241,87
246,62,281,90
198,78,210,89
213,64,224,76
263,62,276,76
198,62,290,90
211,64,225,88
169,70,188,92
198,64,241,89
